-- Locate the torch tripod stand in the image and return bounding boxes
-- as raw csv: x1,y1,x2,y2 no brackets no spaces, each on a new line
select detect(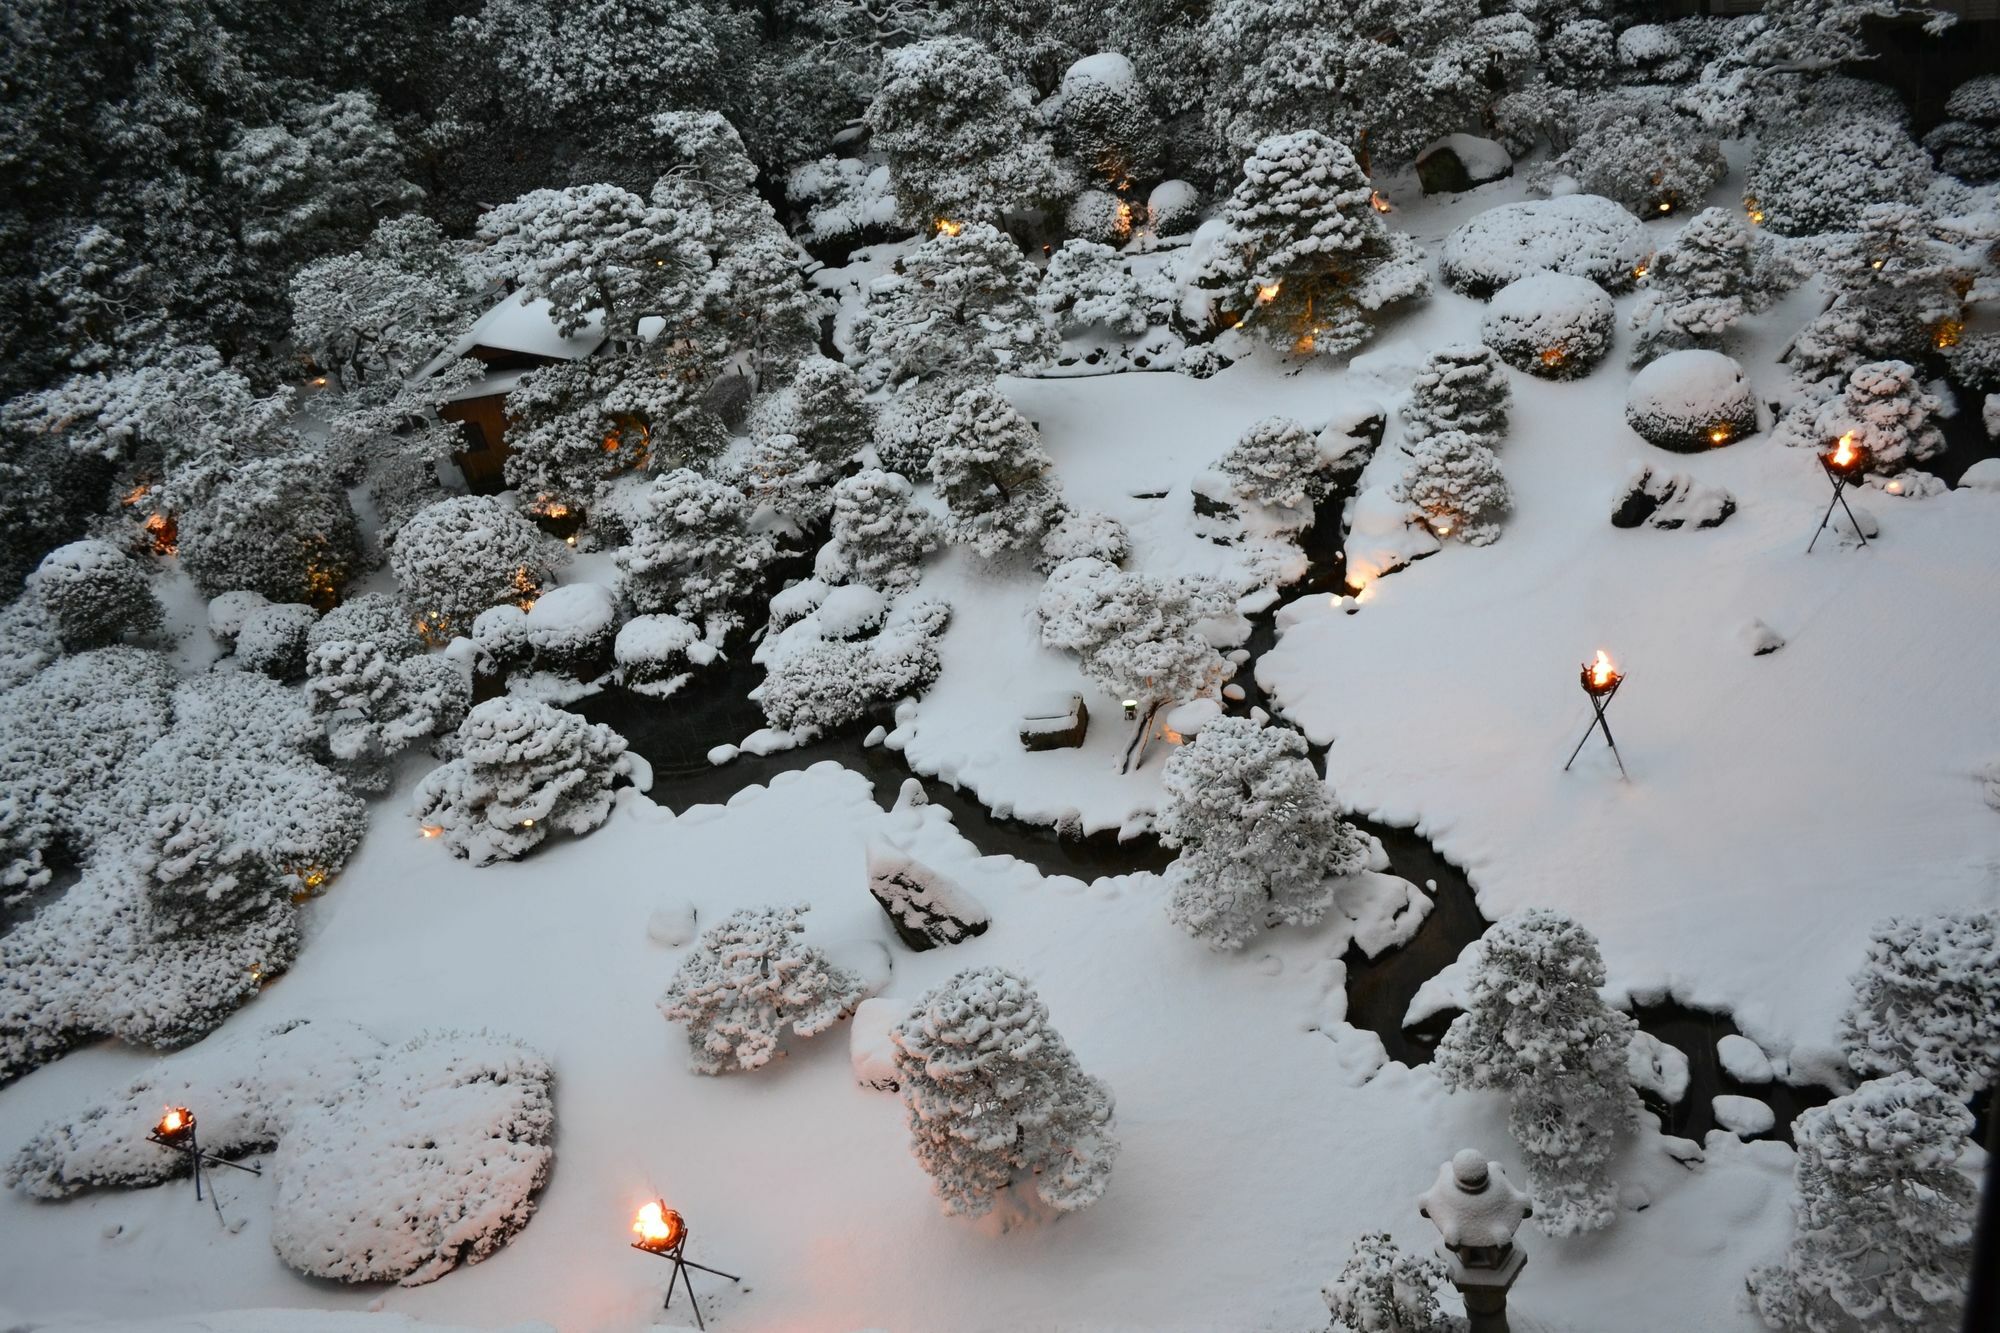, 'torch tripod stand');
147,1126,262,1226
1807,460,1870,554
1564,677,1627,780
633,1234,740,1329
